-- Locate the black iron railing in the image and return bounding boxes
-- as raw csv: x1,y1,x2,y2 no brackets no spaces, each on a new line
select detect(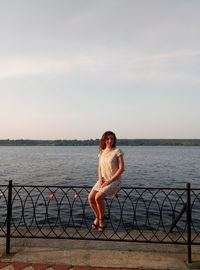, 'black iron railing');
1,181,200,263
